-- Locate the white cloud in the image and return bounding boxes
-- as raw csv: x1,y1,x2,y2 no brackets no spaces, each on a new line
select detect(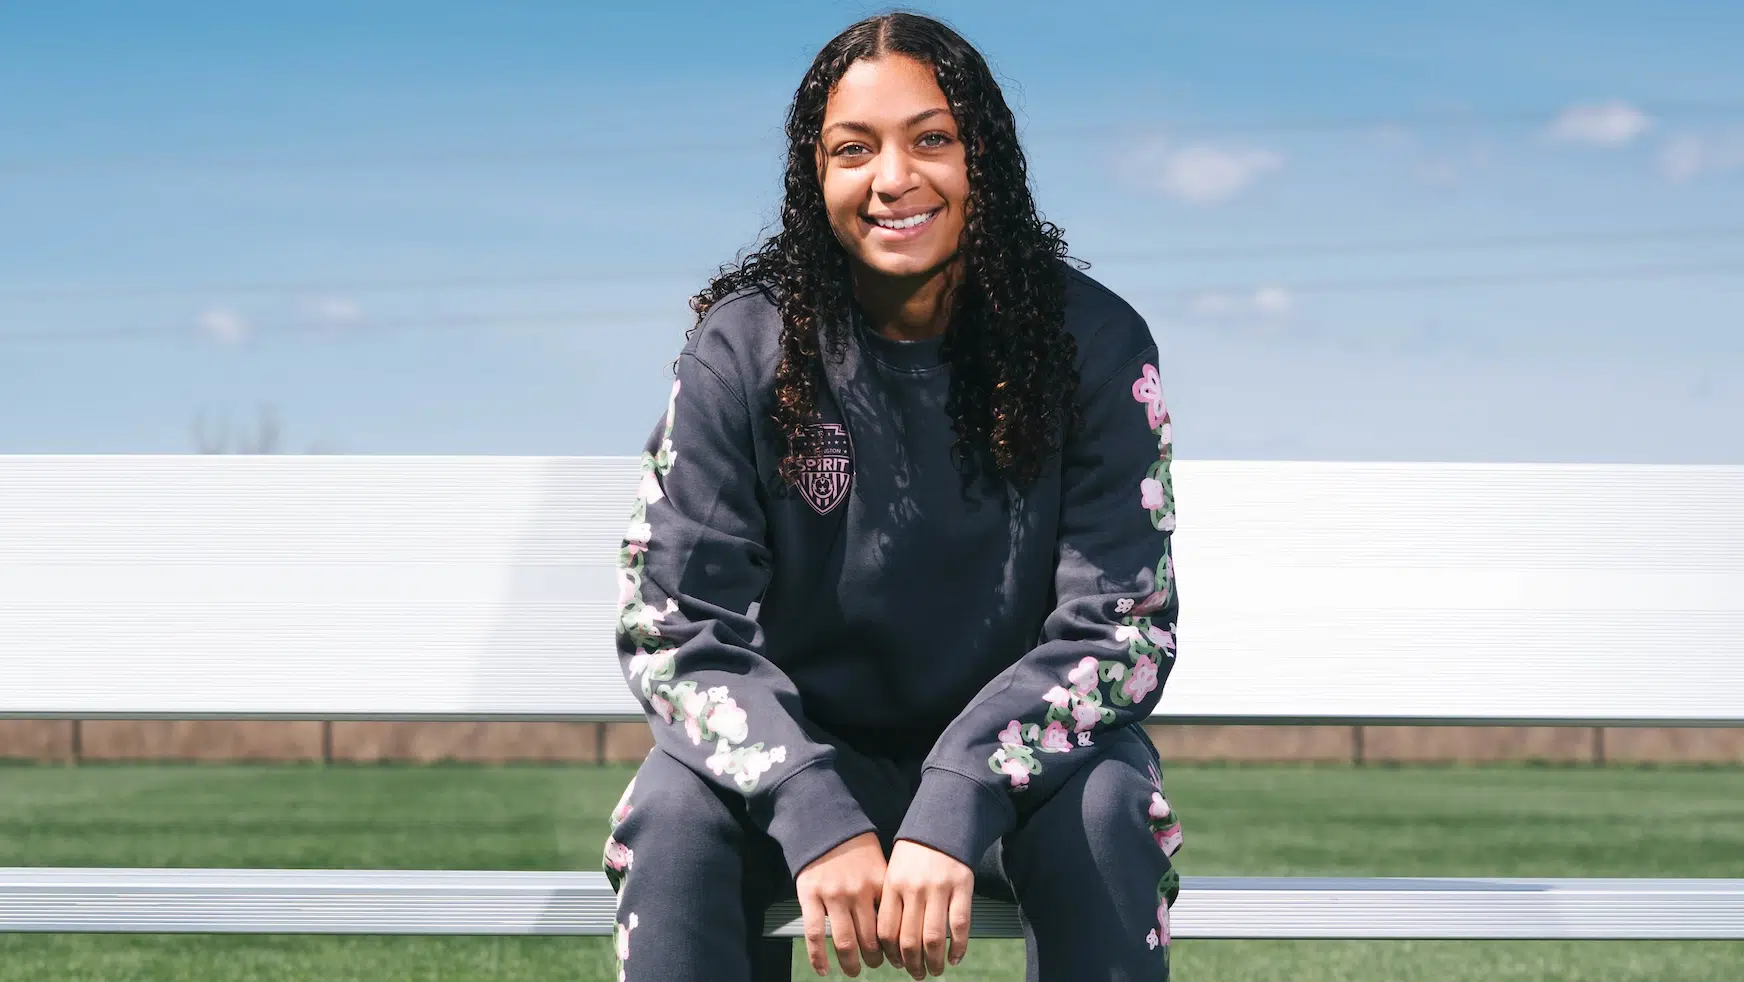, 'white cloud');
1546,101,1653,148
1190,292,1237,317
306,296,362,325
1159,145,1283,203
1657,130,1744,184
1121,136,1283,204
200,307,249,344
1189,286,1295,322
1252,286,1295,317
